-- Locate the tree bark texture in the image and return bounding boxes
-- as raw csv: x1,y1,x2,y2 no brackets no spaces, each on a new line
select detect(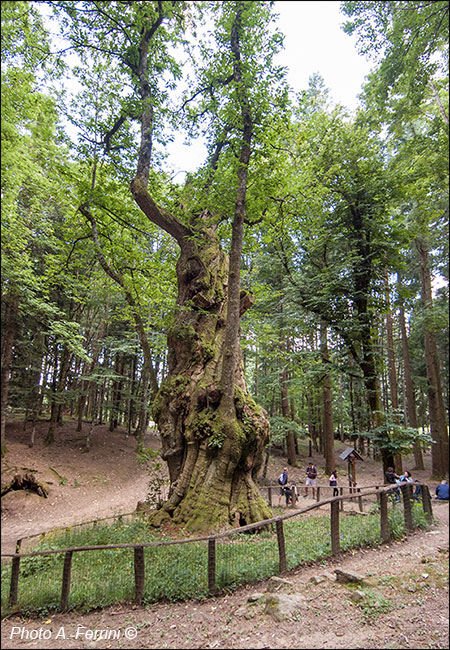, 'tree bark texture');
1,295,18,453
384,270,403,475
129,3,271,531
151,229,271,530
398,276,424,470
417,239,449,478
320,322,335,475
280,336,296,466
